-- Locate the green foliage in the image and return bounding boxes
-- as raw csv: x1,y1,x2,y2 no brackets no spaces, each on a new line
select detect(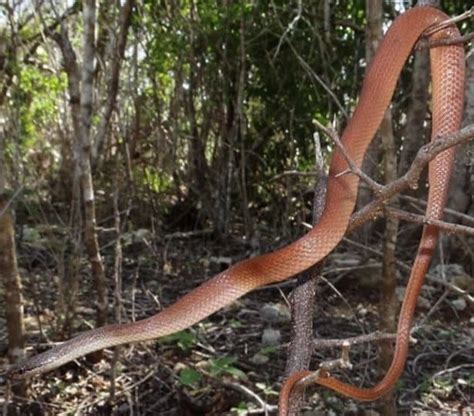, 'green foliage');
255,381,278,396
259,345,278,355
179,367,202,388
142,166,173,194
231,402,250,415
16,66,66,147
159,330,197,351
208,356,247,380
